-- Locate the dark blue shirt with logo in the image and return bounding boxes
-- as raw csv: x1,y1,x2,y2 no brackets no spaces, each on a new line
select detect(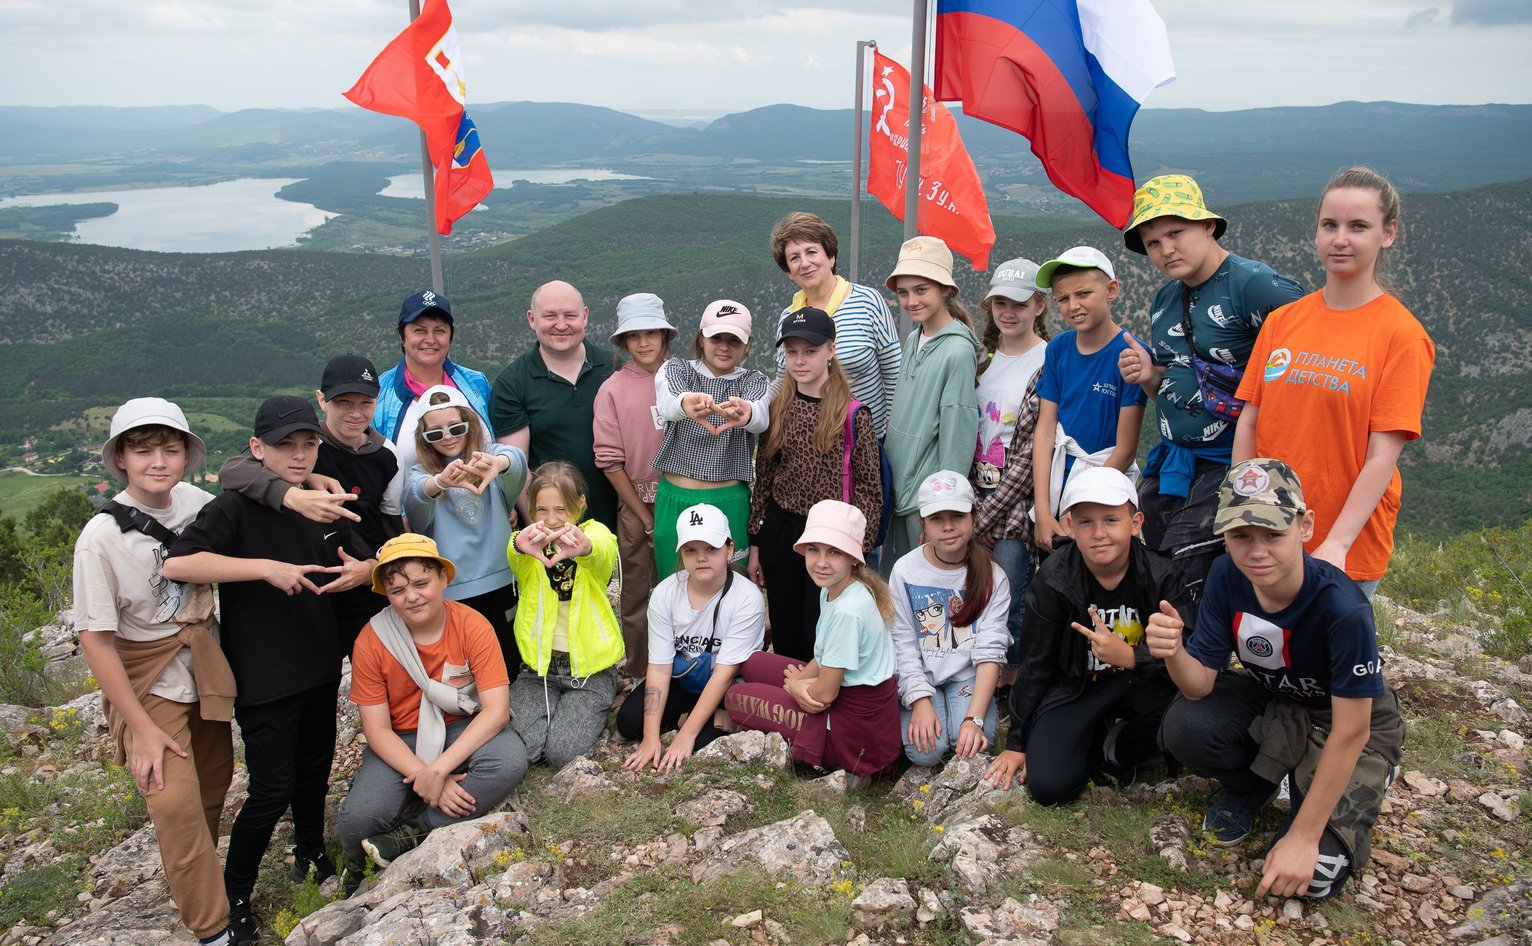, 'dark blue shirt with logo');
1186,553,1384,706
